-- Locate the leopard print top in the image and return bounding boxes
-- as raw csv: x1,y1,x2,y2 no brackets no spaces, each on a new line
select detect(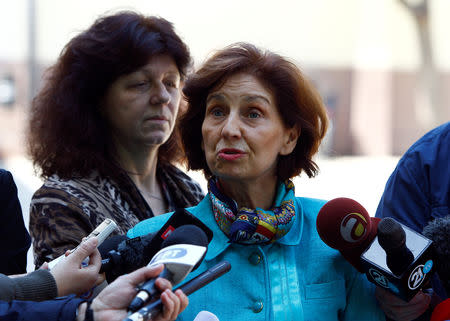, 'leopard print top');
29,164,204,268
